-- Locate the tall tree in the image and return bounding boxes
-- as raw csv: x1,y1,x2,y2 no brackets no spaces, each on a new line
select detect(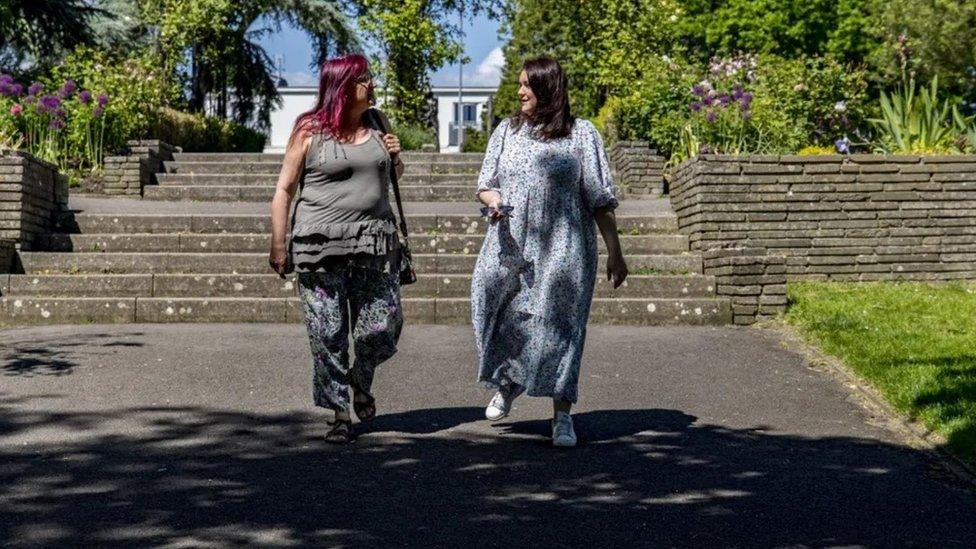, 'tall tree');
354,0,502,126
0,0,107,71
139,0,359,130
